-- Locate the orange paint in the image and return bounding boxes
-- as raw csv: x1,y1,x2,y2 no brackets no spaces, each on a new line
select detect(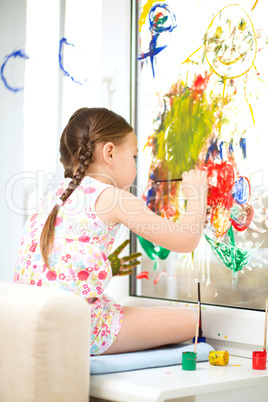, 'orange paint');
211,205,231,237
